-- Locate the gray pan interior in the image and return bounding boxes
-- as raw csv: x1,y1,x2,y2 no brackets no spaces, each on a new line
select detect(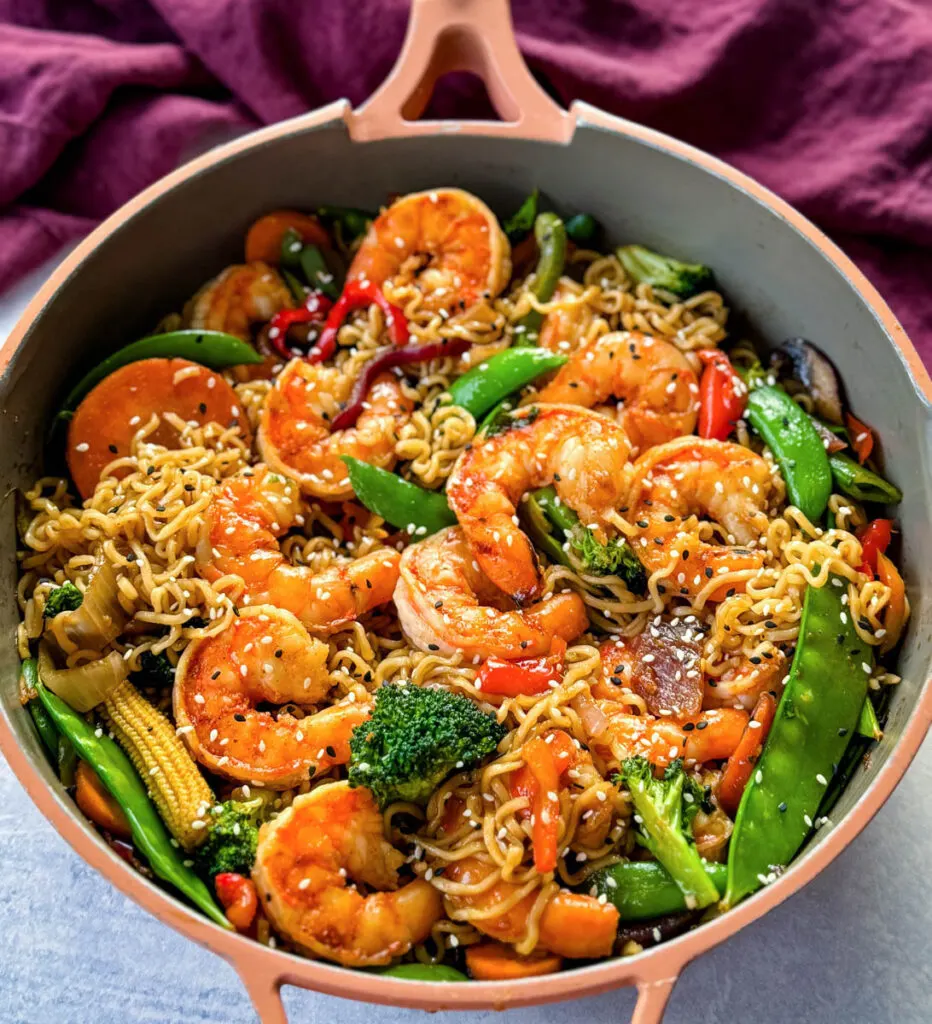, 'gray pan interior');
2,116,929,873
